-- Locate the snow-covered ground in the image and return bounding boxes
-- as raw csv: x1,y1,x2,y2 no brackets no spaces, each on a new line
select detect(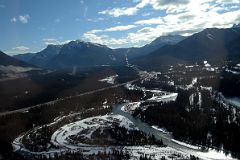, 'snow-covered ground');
124,82,178,113
177,77,198,90
171,140,237,160
123,146,189,160
203,61,215,72
147,93,178,102
197,149,237,160
204,61,211,67
51,114,137,148
171,139,199,150
201,86,212,92
121,102,141,113
102,99,110,109
125,82,178,103
138,70,161,82
99,74,118,84
152,126,170,134
13,113,191,160
225,68,240,75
